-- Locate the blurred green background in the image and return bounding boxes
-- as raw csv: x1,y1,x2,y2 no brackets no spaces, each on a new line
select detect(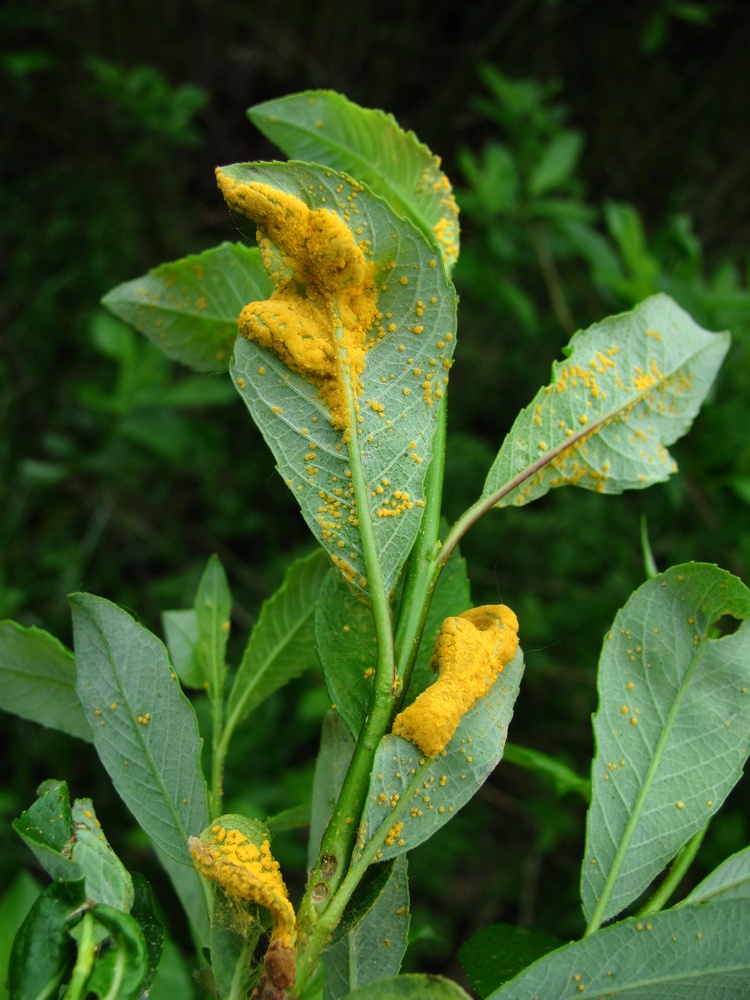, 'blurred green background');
2,0,750,990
